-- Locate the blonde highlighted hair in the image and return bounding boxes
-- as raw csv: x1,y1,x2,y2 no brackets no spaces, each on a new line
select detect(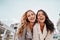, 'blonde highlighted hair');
17,10,35,36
